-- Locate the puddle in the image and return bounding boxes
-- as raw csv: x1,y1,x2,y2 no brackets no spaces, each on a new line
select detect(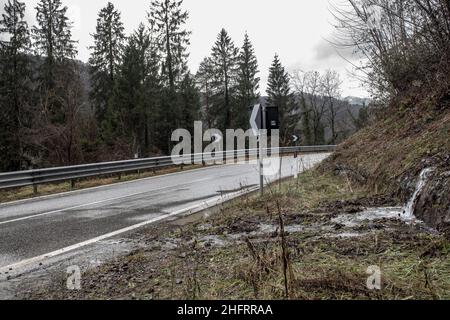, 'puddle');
225,223,304,241
258,223,303,234
328,232,369,239
197,235,229,247
331,207,407,228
